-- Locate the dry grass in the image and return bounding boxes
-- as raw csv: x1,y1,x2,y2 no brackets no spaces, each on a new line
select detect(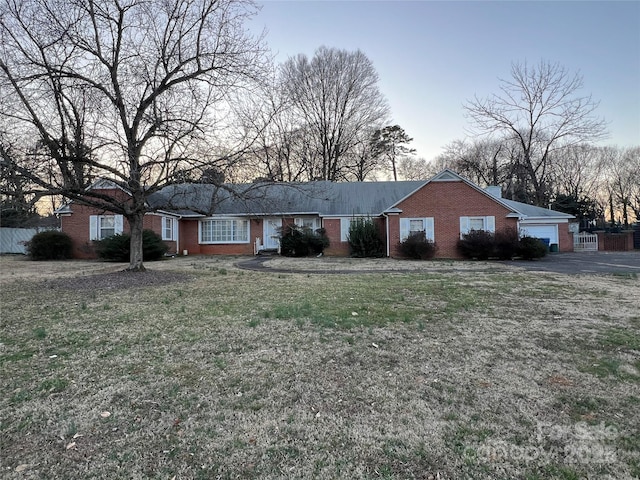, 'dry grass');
1,255,639,479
